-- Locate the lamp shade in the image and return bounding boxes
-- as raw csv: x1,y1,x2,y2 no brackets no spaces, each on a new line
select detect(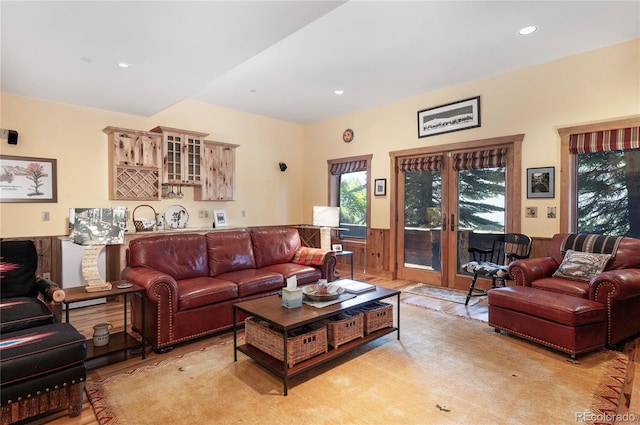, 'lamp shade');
312,206,339,228
69,207,127,292
69,207,127,245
